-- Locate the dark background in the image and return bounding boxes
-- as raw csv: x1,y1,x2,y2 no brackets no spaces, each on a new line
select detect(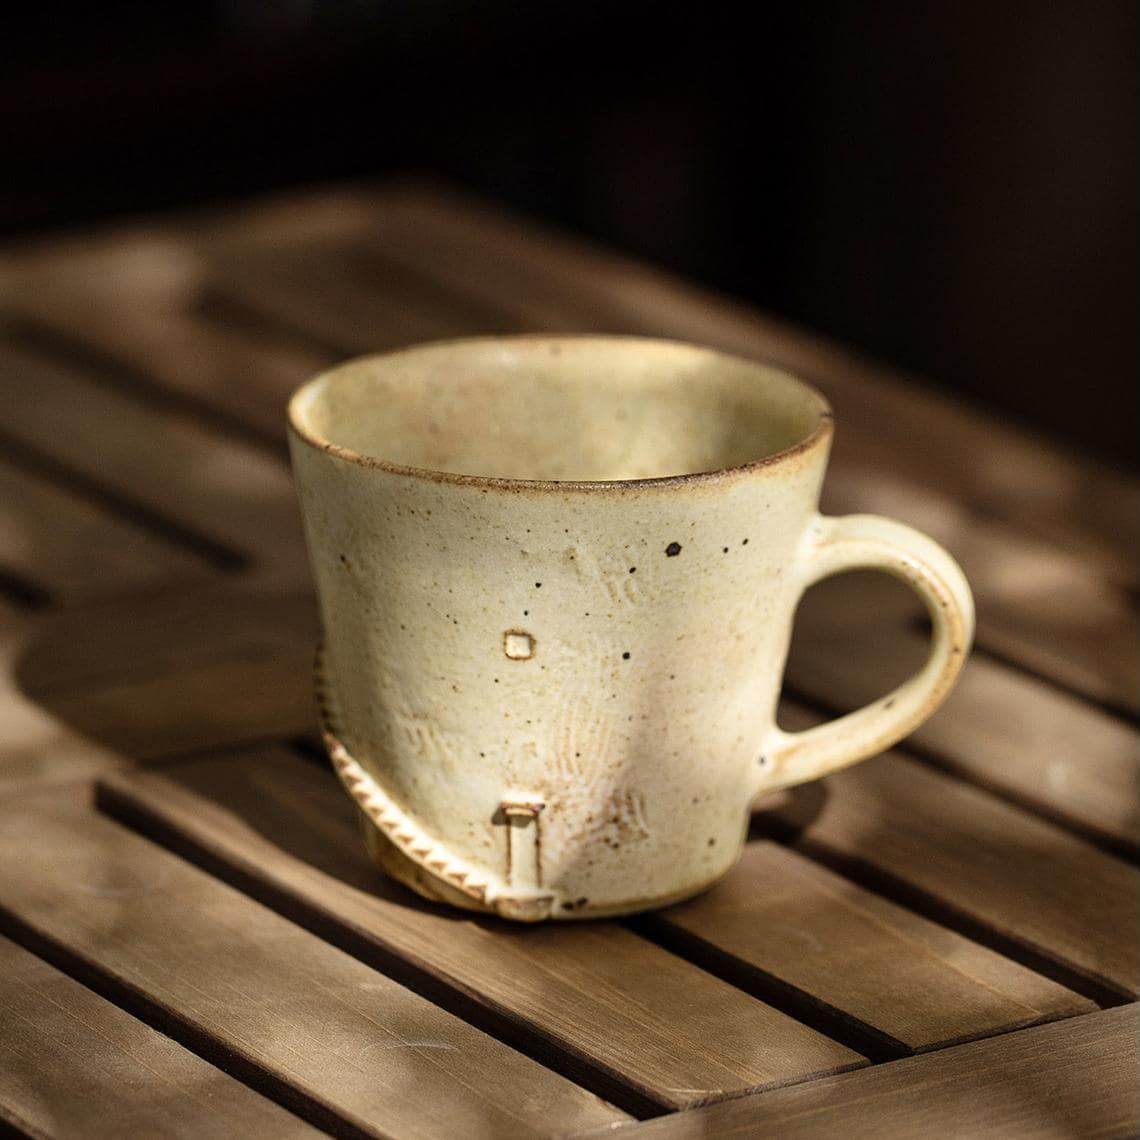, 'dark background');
3,1,1135,468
